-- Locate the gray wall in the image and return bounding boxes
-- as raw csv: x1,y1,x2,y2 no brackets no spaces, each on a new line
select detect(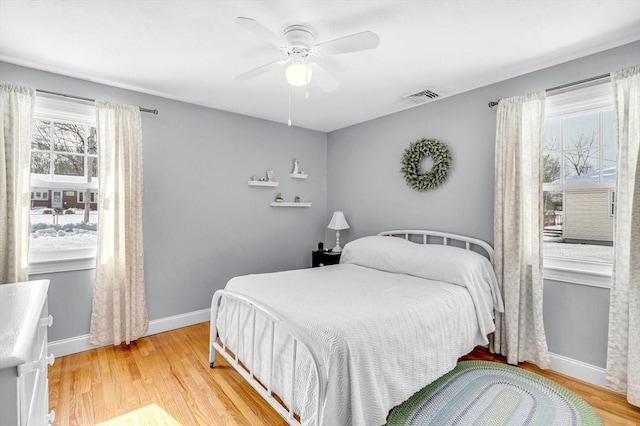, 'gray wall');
326,41,640,367
1,62,328,342
543,280,611,367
